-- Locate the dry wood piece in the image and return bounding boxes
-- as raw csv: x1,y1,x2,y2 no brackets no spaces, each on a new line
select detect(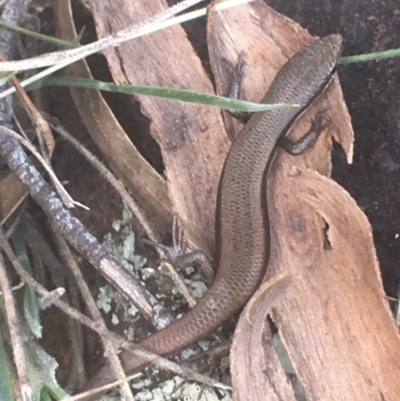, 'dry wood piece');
89,0,230,257
232,168,400,400
54,0,173,235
